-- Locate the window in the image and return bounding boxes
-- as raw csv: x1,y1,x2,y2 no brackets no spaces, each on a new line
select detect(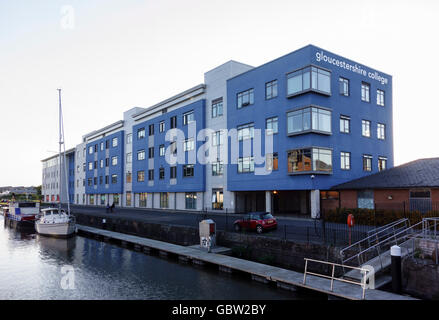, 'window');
148,124,154,136
99,176,103,185
339,77,349,96
126,192,132,206
88,162,93,171
170,116,177,129
137,170,145,182
159,144,165,156
377,89,385,106
185,193,197,210
139,193,147,207
237,123,254,141
183,111,195,125
340,116,350,134
362,120,371,137
94,160,97,169
170,166,177,179
159,167,165,180
160,192,169,208
184,138,195,151
358,190,374,209
100,142,104,151
266,152,278,171
148,147,154,159
363,155,372,171
378,157,387,171
126,133,132,144
212,131,223,146
111,174,117,184
237,88,254,109
287,106,331,135
112,137,118,147
105,175,109,184
159,121,165,133
377,123,386,140
212,189,223,210
93,177,97,185
100,159,104,168
287,66,331,96
148,169,154,181
238,157,254,173
212,162,224,176
183,164,194,177
211,98,223,118
126,152,132,164
137,128,145,140
287,148,332,173
106,140,109,149
89,195,94,205
265,80,278,99
361,82,370,102
111,156,118,166
126,171,132,183
410,189,432,212
266,117,278,135
105,158,109,167
170,141,177,155
137,150,145,161
87,178,92,186
88,146,93,154
340,152,351,170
